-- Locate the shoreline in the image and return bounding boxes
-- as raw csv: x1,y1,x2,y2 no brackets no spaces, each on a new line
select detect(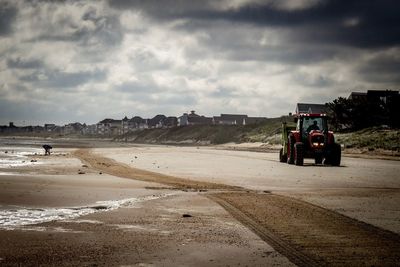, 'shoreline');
1,136,399,161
